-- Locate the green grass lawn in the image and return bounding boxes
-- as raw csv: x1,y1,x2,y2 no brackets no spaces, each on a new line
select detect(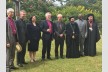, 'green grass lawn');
12,38,102,72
